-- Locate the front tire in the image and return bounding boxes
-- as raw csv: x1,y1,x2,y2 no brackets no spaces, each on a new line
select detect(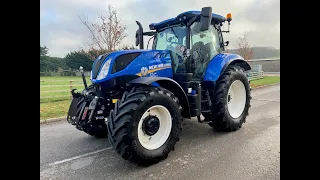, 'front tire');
209,65,251,132
68,96,108,138
84,120,108,138
107,86,182,165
